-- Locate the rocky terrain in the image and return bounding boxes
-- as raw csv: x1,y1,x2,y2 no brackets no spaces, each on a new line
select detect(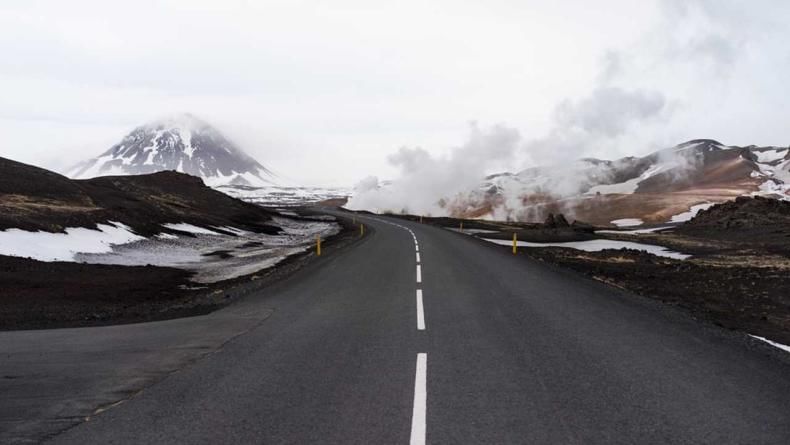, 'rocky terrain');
1,156,280,236
0,157,351,329
677,195,790,247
